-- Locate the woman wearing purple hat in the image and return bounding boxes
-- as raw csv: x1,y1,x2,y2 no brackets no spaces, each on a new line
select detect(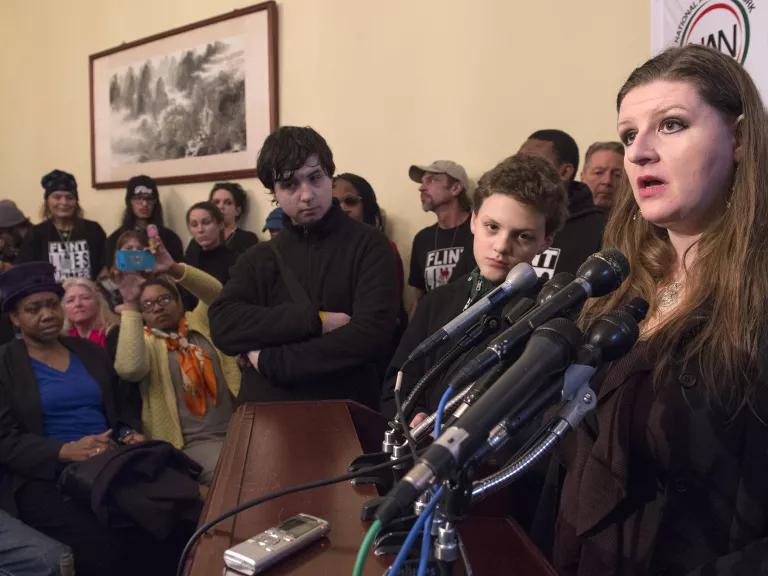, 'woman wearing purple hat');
0,262,159,576
17,170,106,282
